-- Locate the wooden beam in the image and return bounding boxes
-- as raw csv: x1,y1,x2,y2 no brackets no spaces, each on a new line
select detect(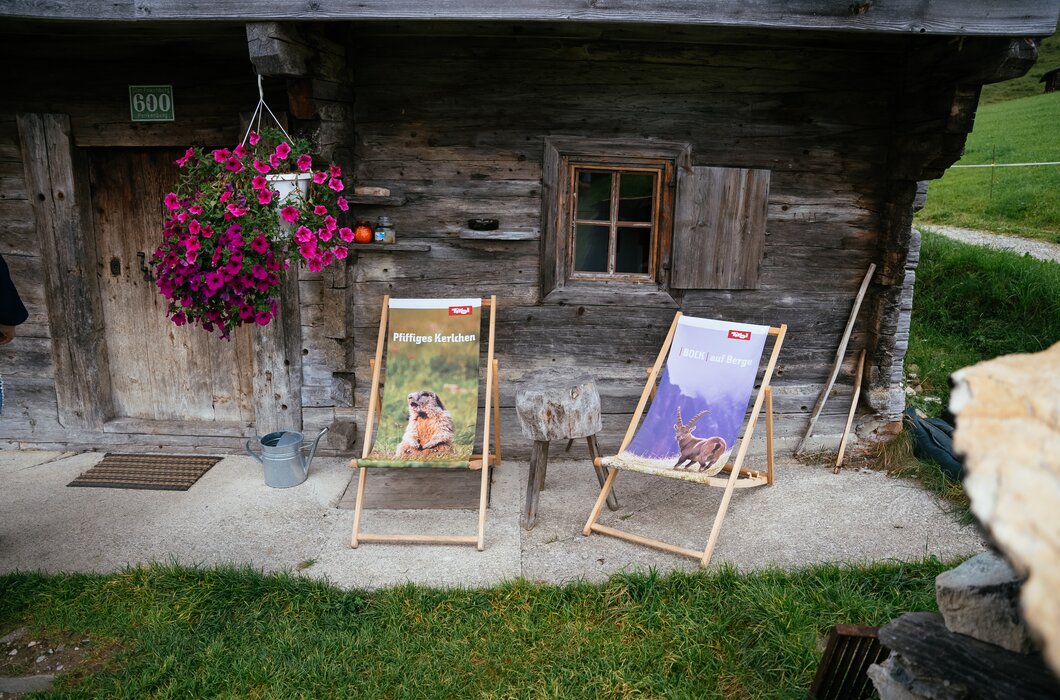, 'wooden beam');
5,1,1057,36
246,22,312,77
16,113,113,430
251,262,303,434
